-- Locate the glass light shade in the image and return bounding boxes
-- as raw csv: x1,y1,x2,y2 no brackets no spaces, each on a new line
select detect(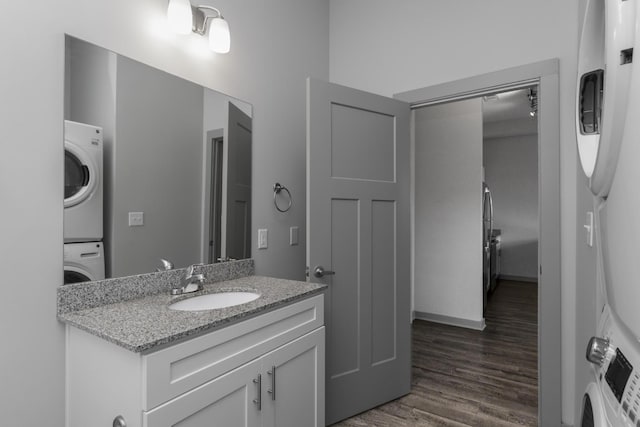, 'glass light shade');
167,0,193,34
208,17,230,53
